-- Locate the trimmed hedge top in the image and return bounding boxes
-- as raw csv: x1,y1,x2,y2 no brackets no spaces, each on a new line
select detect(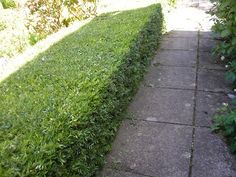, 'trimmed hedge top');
0,4,163,176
